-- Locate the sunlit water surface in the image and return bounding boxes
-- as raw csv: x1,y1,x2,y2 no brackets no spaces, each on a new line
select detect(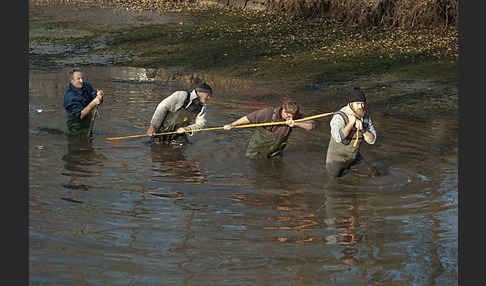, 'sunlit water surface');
29,66,458,285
